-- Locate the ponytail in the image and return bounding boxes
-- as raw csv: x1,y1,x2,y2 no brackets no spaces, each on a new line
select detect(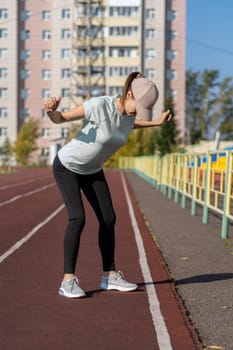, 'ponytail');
120,71,144,107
